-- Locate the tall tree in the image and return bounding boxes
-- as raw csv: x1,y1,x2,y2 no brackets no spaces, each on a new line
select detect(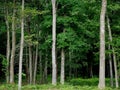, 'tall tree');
107,16,119,88
27,17,33,84
4,1,10,83
60,48,65,84
10,0,16,84
51,0,57,85
29,46,32,84
108,44,113,87
33,41,38,84
18,0,24,89
98,0,107,89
